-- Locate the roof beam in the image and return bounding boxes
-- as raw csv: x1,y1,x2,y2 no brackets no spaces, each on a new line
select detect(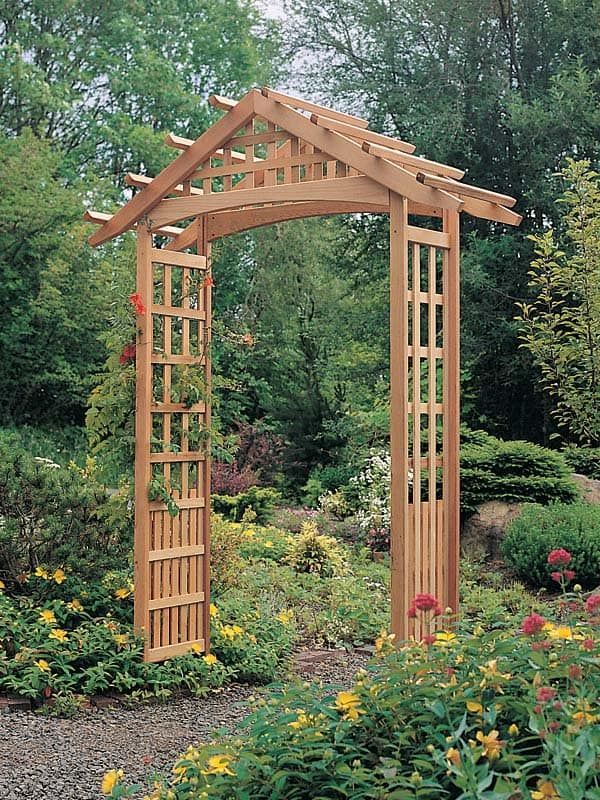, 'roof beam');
254,93,462,213
164,218,201,252
362,141,465,181
84,210,184,239
125,173,204,196
164,132,262,163
261,86,369,129
416,171,516,207
88,89,259,246
148,175,390,228
310,114,415,154
459,196,522,226
208,94,238,112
